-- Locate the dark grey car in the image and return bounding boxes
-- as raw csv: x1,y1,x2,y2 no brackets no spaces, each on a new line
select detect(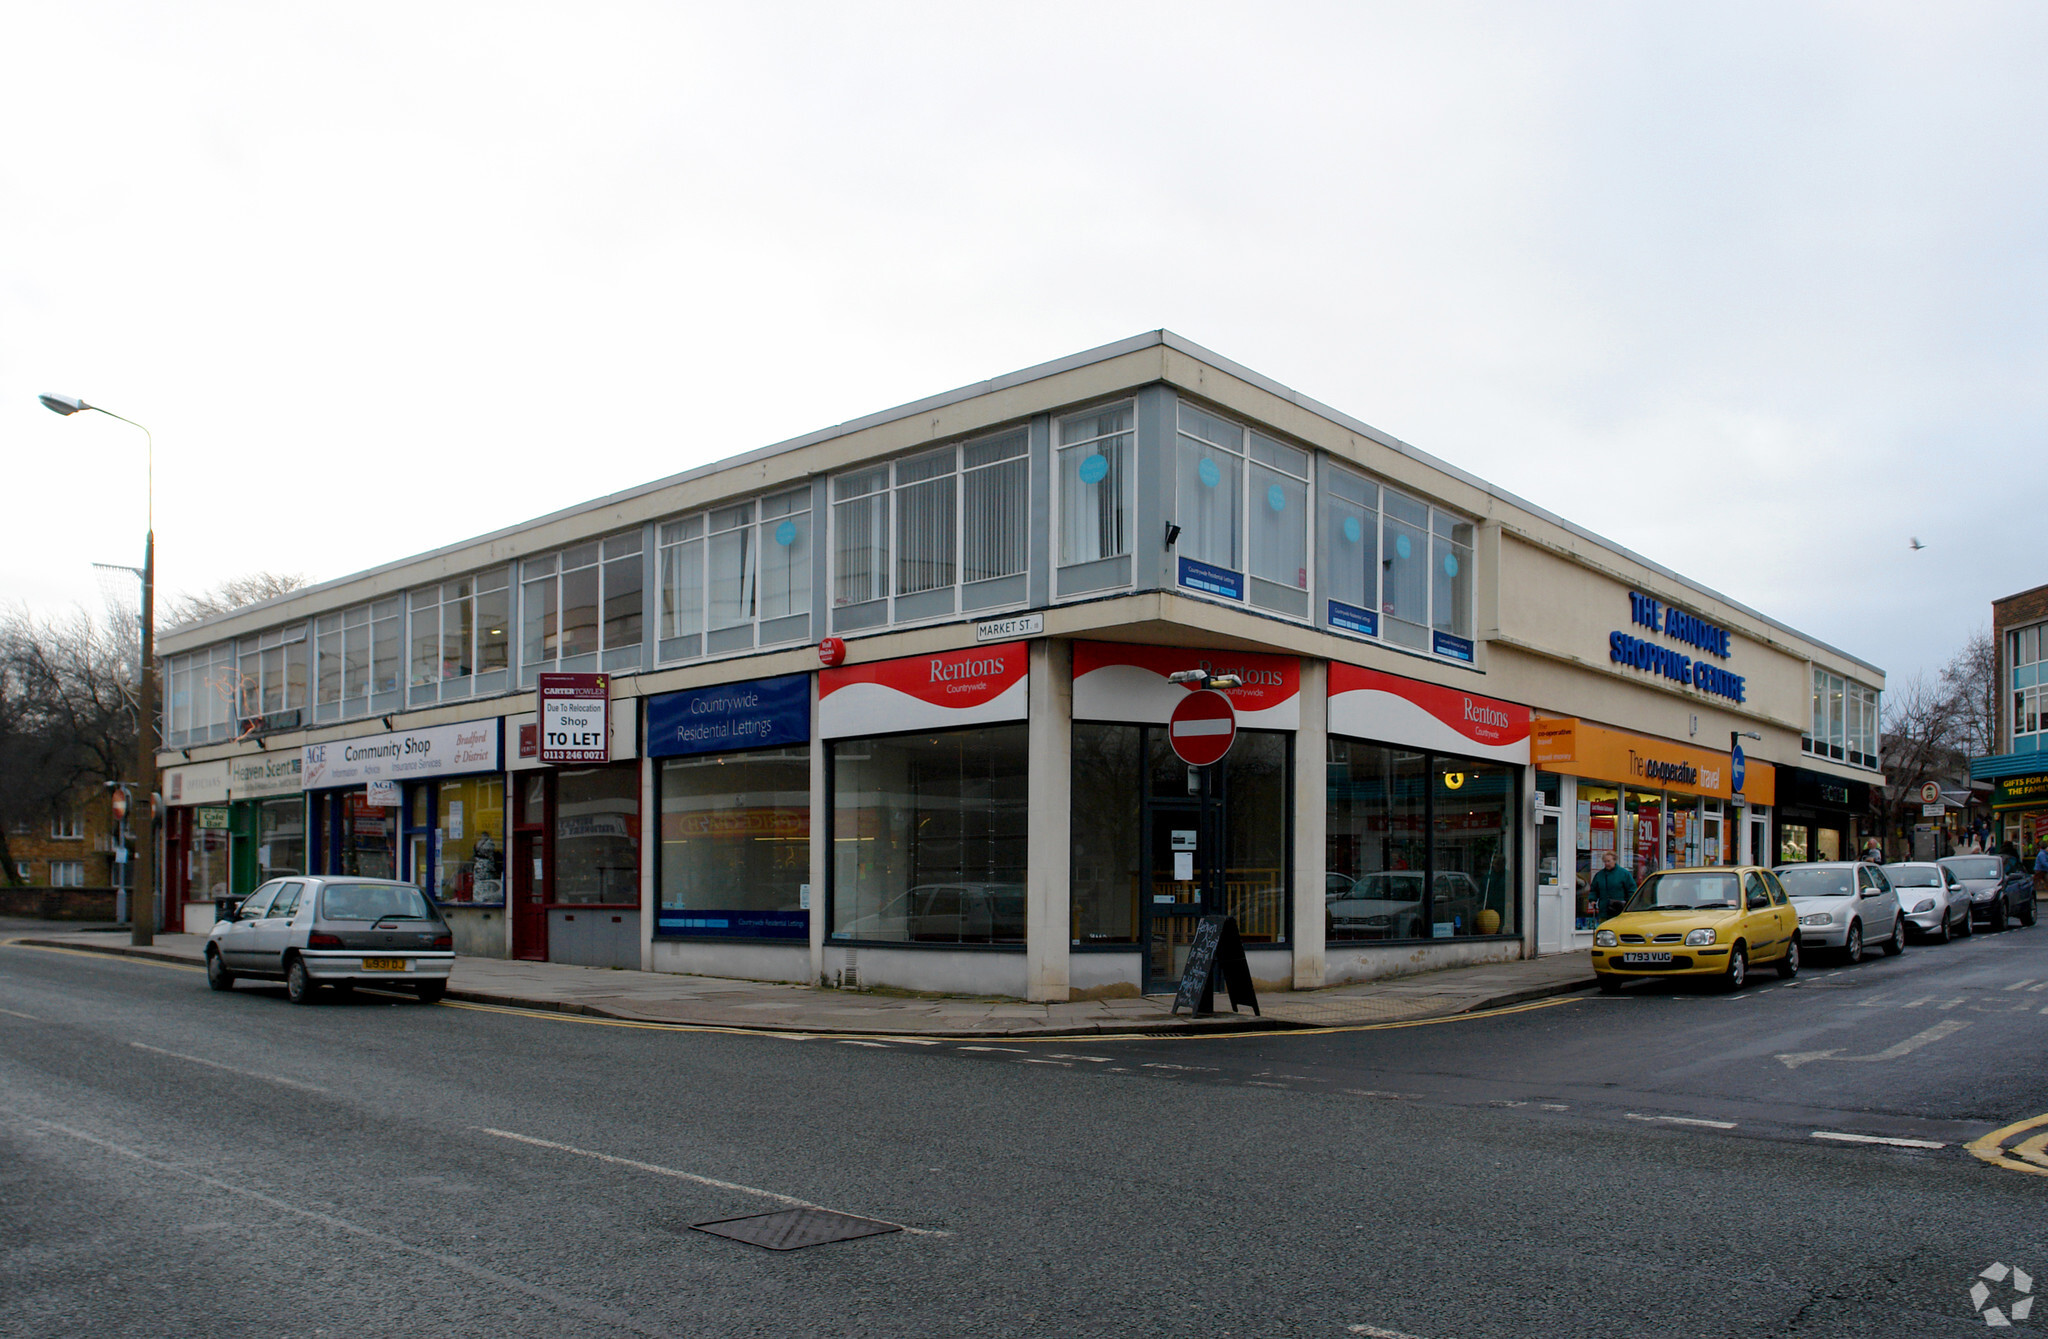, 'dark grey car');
1937,855,2039,932
205,876,455,1004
